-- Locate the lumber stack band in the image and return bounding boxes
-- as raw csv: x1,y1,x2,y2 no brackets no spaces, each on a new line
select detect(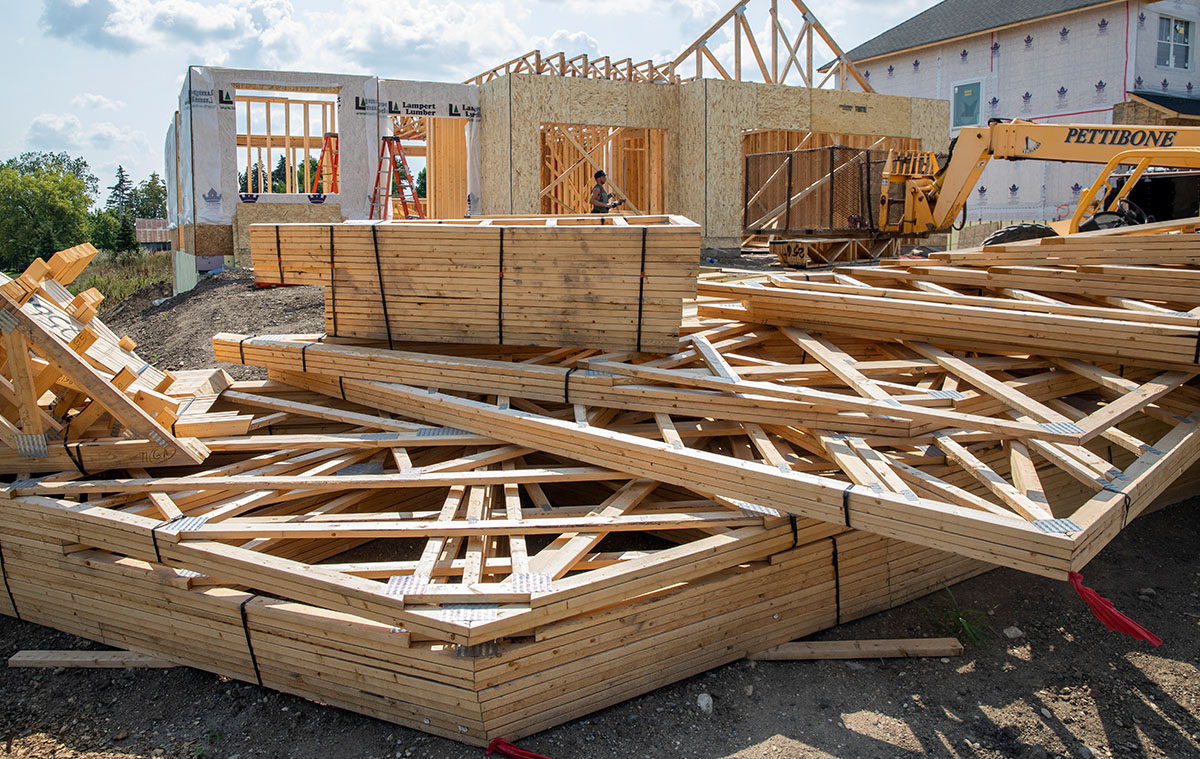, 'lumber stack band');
249,216,699,352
